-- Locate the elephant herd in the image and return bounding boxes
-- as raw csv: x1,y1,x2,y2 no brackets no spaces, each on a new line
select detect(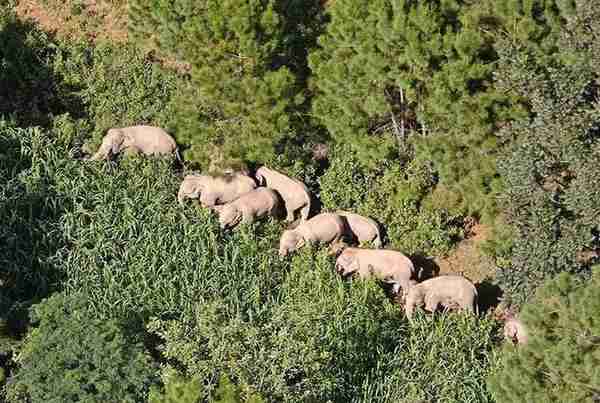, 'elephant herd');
87,125,529,341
